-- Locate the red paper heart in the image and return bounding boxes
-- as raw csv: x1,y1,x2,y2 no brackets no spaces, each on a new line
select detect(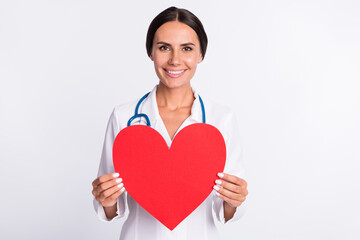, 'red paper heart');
112,123,226,230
